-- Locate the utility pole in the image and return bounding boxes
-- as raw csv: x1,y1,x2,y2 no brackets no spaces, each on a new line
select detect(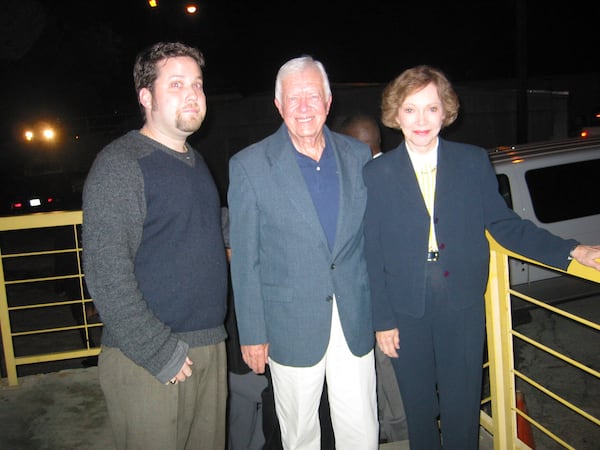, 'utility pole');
516,0,528,144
